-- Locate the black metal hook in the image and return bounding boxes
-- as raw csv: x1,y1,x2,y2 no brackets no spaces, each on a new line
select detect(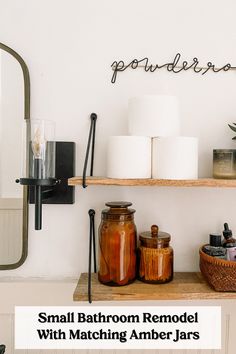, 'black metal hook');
82,113,97,188
88,209,97,303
